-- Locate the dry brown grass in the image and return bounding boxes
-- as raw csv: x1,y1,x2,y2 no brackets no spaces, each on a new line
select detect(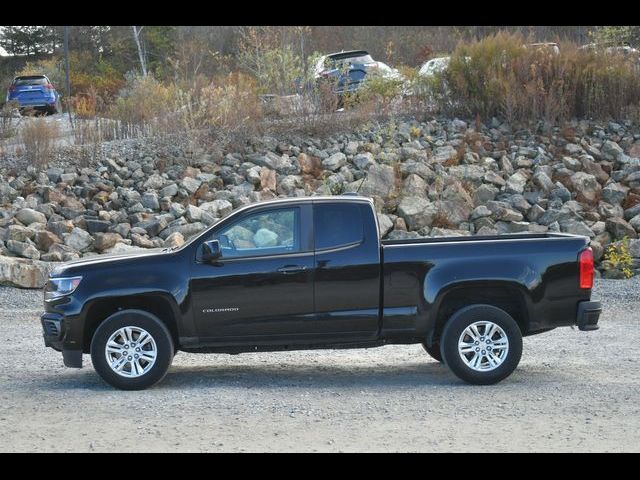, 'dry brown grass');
431,211,456,229
19,118,59,167
432,31,640,122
